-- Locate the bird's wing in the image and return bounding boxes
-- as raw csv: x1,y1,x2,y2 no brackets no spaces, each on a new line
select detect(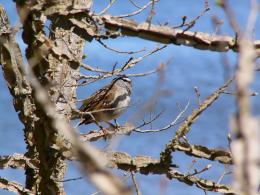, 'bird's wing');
79,82,115,112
